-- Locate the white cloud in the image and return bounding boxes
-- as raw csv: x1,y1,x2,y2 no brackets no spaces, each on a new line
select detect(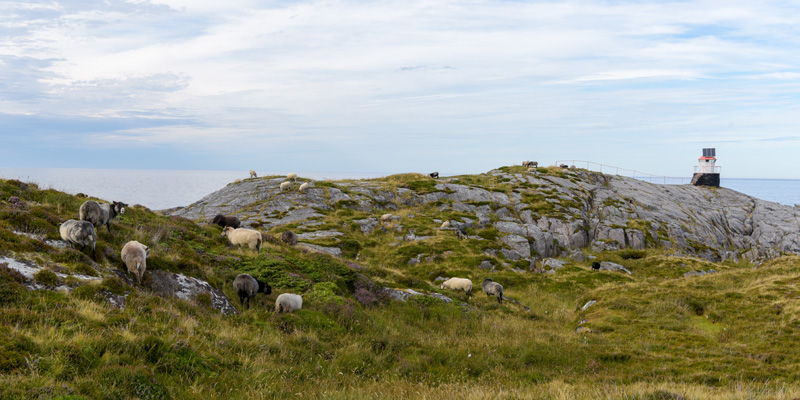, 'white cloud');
2,0,800,177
